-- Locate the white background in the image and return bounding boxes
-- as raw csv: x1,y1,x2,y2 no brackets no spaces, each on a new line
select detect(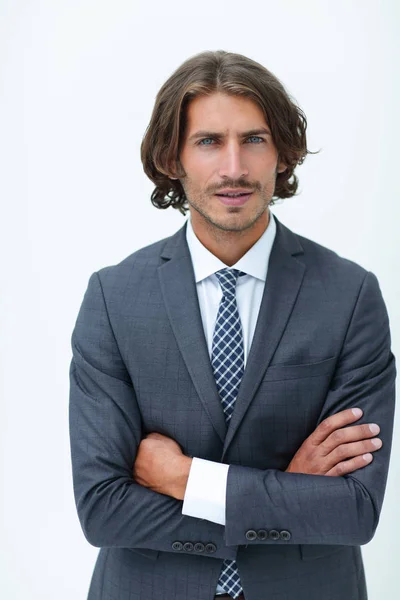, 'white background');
1,1,399,598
